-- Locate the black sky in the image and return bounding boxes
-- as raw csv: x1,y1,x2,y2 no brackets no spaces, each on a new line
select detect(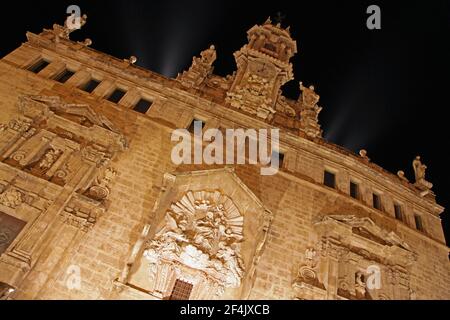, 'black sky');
1,0,449,243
